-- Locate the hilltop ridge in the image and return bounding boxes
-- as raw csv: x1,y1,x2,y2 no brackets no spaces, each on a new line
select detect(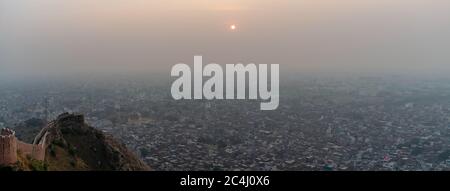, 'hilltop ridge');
0,113,150,171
